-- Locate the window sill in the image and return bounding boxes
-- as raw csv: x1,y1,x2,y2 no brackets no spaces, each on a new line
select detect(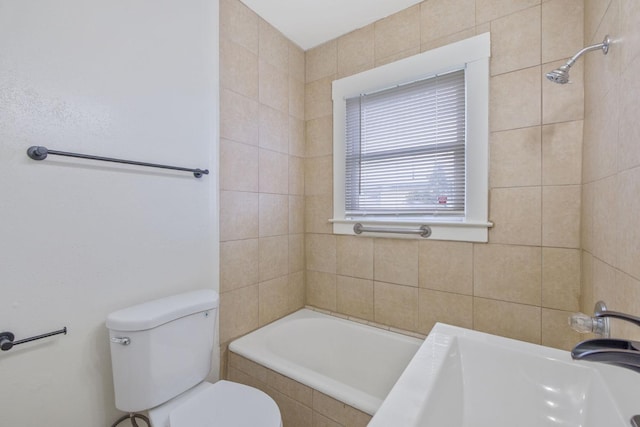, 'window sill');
330,219,493,242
